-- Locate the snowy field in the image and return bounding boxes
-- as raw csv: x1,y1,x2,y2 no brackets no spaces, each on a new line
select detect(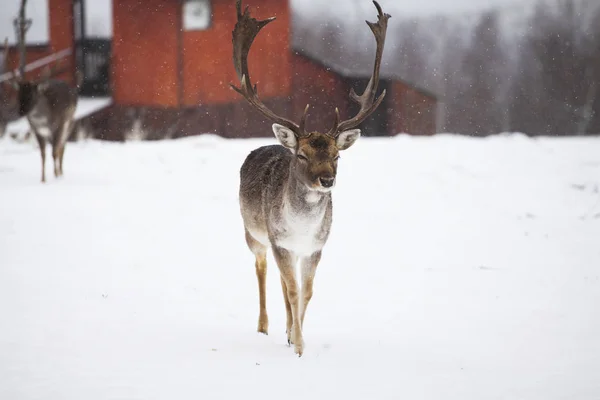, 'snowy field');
0,133,599,399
